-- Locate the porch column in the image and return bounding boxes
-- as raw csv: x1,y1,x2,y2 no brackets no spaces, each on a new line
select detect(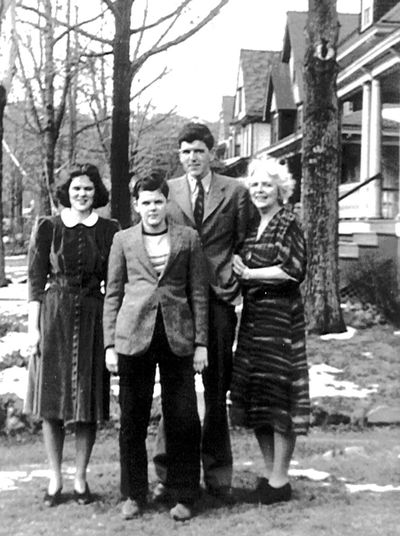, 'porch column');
360,82,371,182
369,78,382,218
